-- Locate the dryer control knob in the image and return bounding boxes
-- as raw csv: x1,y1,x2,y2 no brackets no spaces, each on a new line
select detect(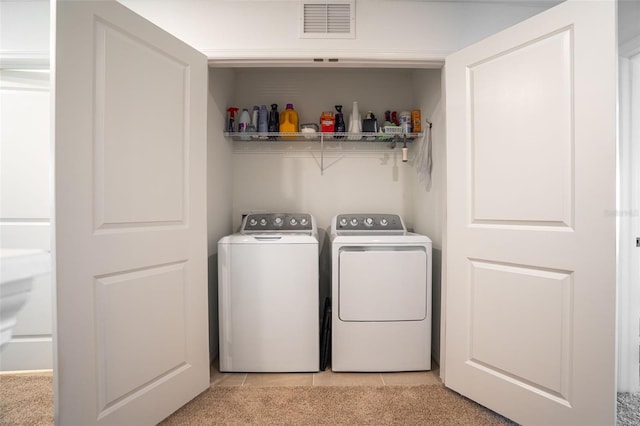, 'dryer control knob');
274,217,283,226
380,218,388,226
339,218,348,227
249,218,258,226
290,218,298,226
350,218,358,227
364,217,374,227
260,218,267,226
300,217,309,226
